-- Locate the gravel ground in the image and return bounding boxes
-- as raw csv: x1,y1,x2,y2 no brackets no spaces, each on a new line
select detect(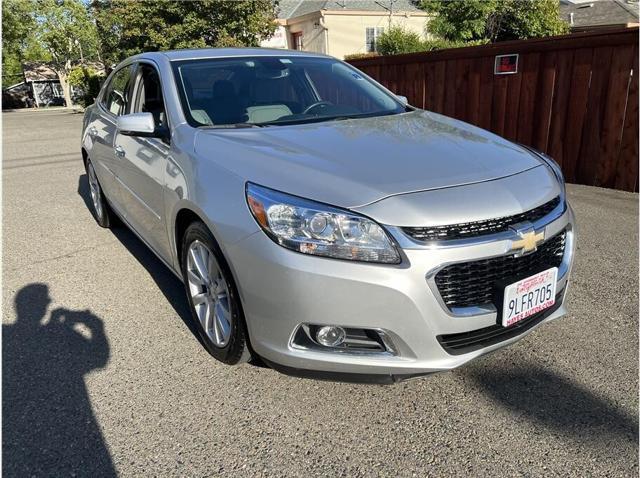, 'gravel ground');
2,109,638,477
